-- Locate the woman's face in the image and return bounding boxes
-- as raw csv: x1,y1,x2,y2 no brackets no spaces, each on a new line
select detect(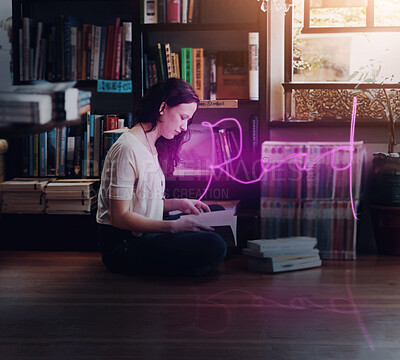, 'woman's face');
158,102,197,139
